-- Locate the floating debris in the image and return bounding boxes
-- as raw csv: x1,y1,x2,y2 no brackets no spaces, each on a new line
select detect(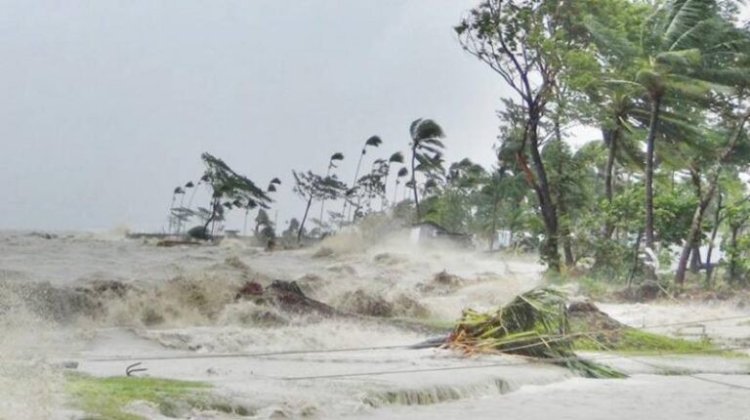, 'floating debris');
444,288,625,379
